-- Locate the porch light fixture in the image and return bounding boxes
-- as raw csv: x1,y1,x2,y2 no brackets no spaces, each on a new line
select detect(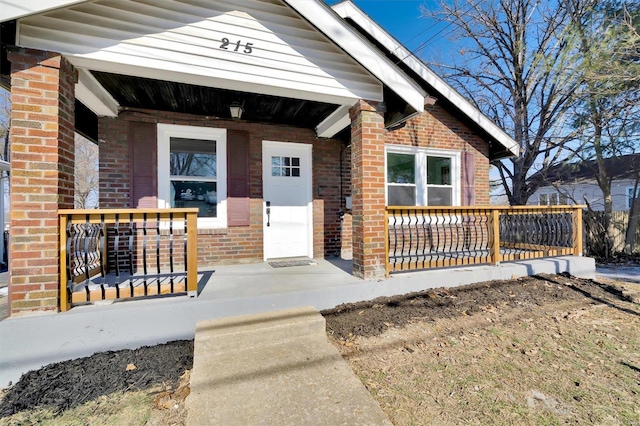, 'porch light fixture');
229,102,244,119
